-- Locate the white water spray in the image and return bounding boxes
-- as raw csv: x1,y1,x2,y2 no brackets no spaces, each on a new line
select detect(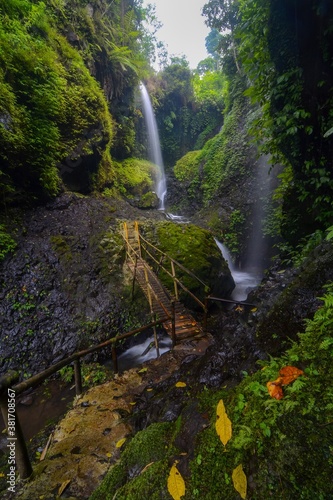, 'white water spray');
215,238,261,301
140,83,167,209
